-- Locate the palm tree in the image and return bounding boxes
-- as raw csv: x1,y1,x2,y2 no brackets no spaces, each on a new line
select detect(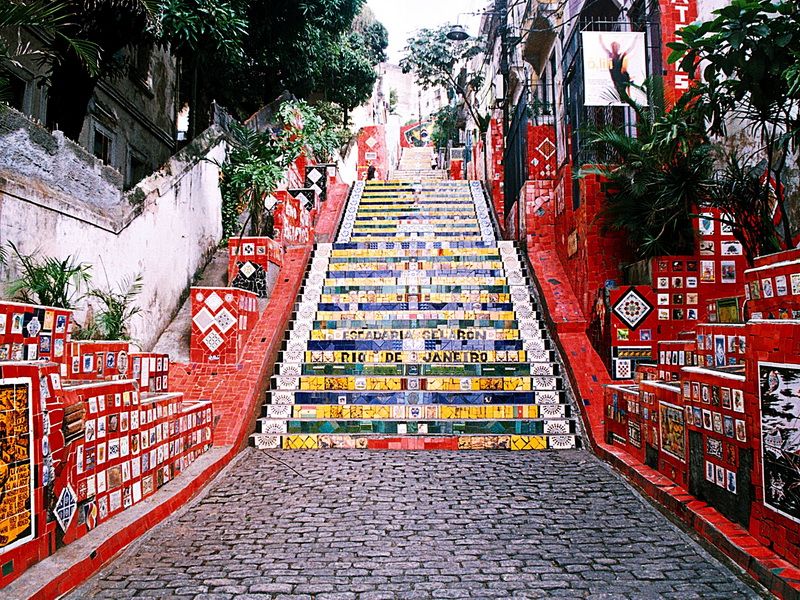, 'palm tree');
581,85,715,259
0,1,101,103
